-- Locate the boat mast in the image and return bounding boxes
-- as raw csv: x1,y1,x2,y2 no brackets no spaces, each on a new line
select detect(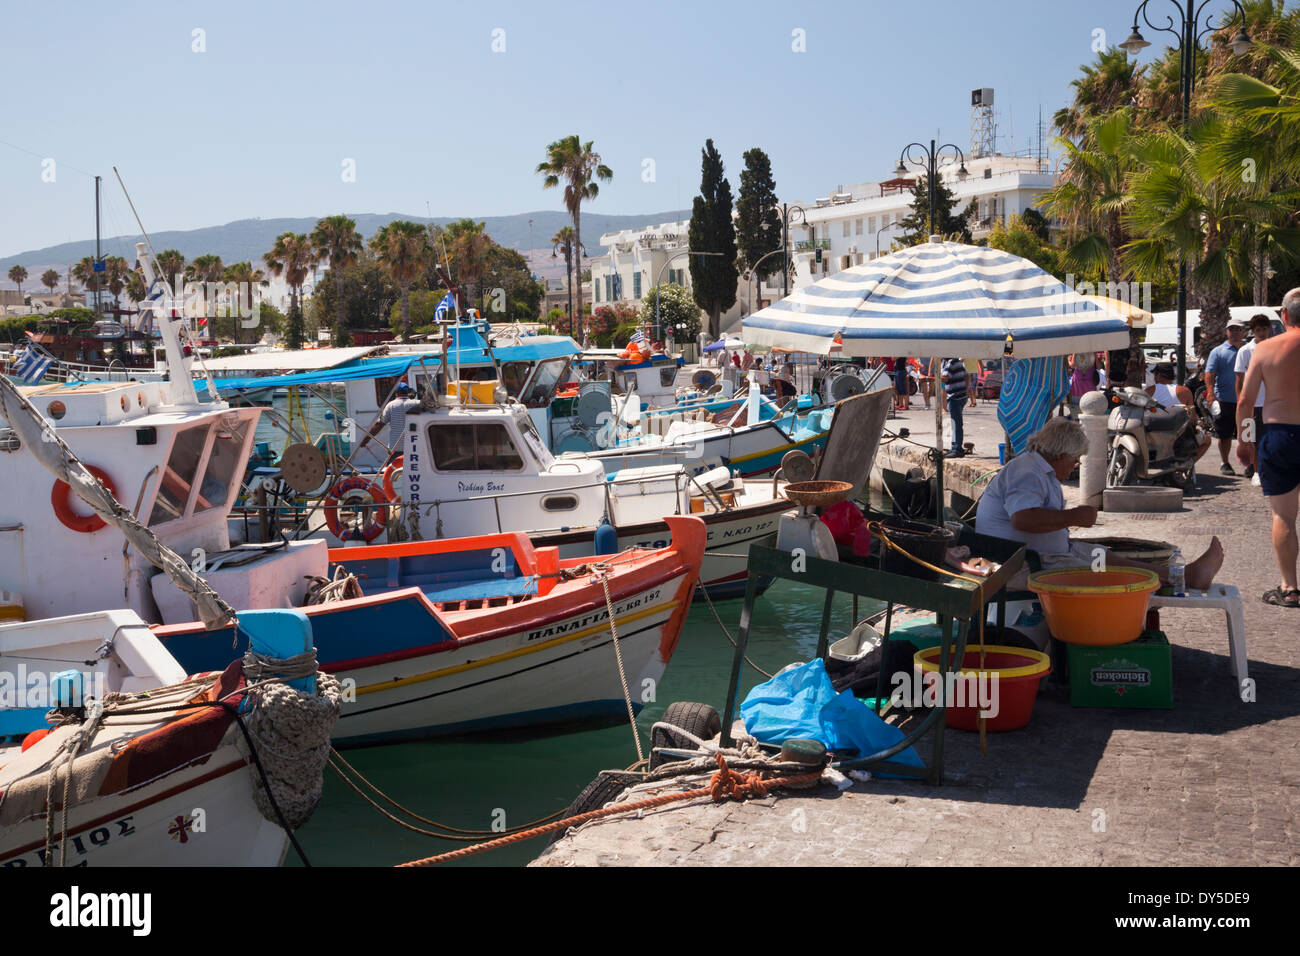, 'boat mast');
94,175,102,325
112,167,209,407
